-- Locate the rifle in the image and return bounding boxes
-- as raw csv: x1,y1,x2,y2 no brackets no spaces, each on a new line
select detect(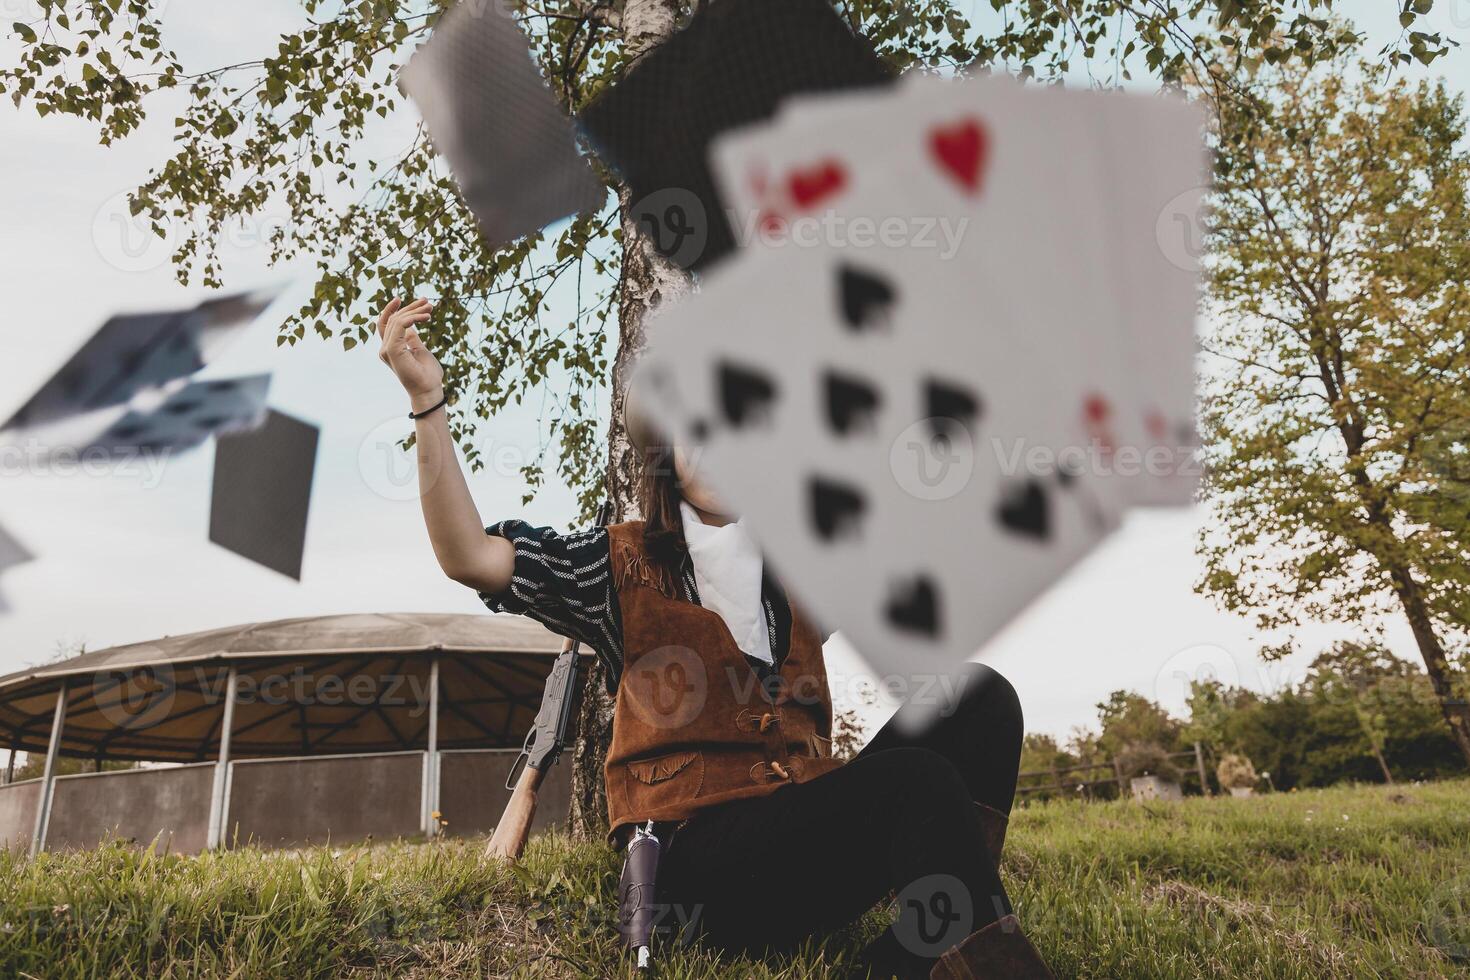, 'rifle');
486,500,611,861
